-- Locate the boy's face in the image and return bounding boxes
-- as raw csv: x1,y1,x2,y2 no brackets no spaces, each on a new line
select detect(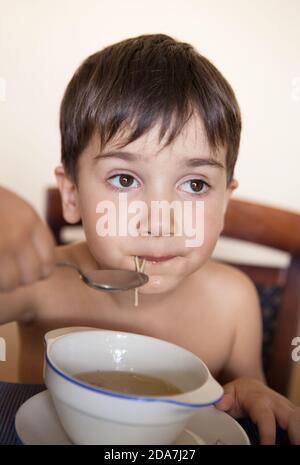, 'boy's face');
56,114,237,295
